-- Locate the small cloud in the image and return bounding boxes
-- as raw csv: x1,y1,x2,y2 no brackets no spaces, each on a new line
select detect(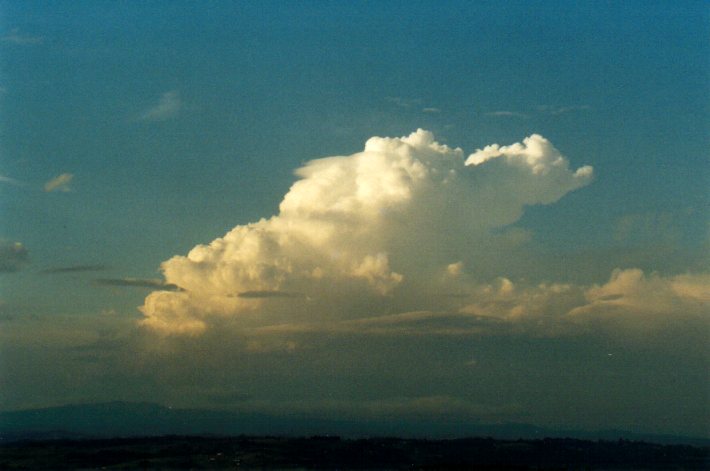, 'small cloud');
446,261,464,277
385,96,422,108
422,107,441,114
1,29,43,45
0,174,23,187
96,278,181,291
537,105,590,115
237,290,305,299
486,106,590,120
139,90,181,122
41,264,106,274
44,173,73,192
0,241,28,273
486,111,528,119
